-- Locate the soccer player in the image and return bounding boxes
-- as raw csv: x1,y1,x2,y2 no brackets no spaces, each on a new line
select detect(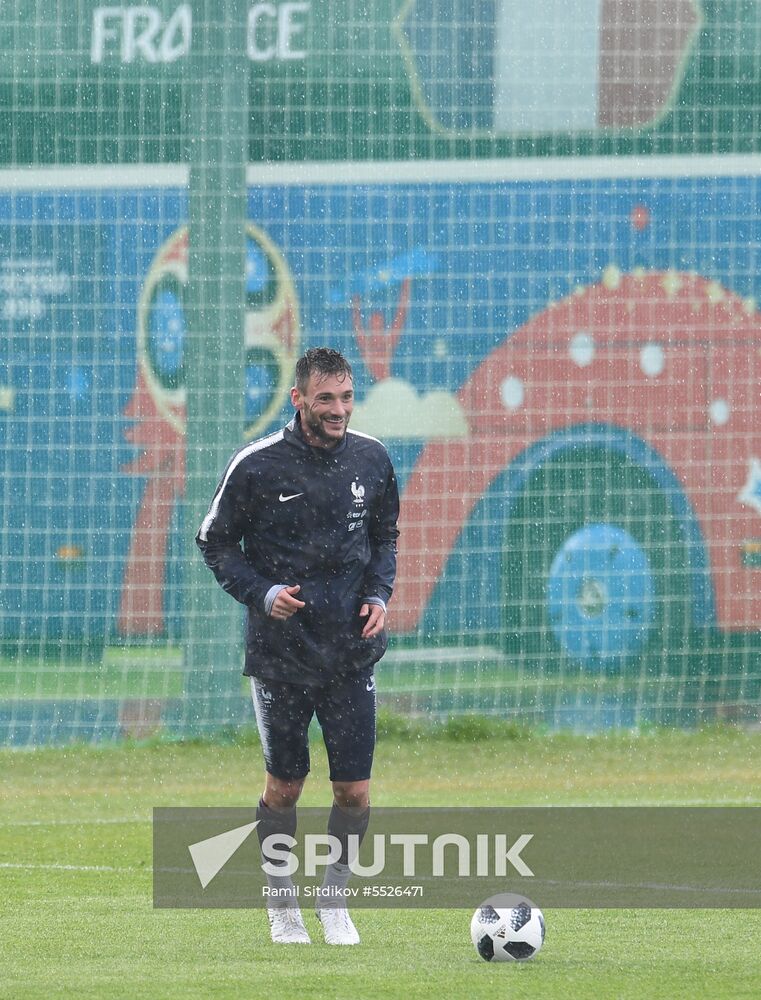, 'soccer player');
196,347,399,945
